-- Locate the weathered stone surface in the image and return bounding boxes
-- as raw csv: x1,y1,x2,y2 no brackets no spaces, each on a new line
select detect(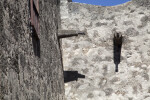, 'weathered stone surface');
0,0,64,100
60,0,150,100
